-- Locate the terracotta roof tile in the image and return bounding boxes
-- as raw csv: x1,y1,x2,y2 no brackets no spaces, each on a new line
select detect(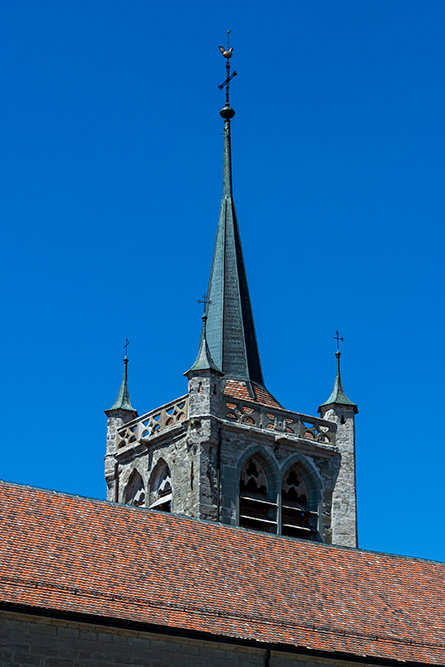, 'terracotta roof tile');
0,481,444,665
224,380,282,408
